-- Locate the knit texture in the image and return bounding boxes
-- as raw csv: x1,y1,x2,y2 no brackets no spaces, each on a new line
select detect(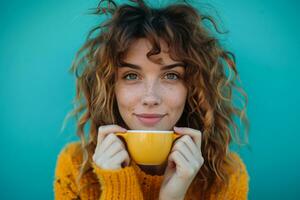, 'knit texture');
54,142,249,200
